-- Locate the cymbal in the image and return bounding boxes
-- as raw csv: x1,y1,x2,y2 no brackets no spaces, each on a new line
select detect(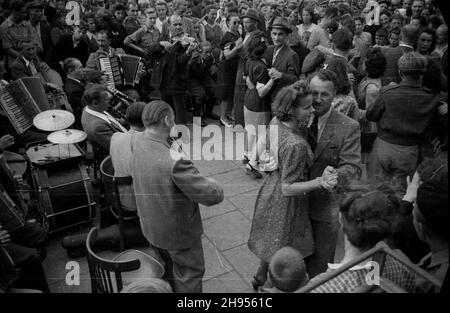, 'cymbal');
47,129,87,144
33,110,74,131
